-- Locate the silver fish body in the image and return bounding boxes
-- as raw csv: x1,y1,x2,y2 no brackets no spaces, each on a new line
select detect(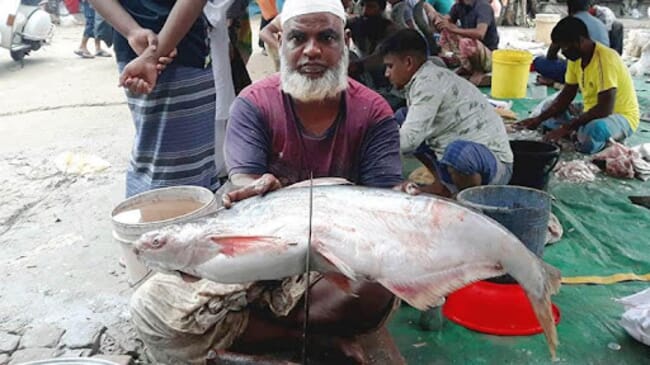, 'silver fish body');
134,185,561,358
